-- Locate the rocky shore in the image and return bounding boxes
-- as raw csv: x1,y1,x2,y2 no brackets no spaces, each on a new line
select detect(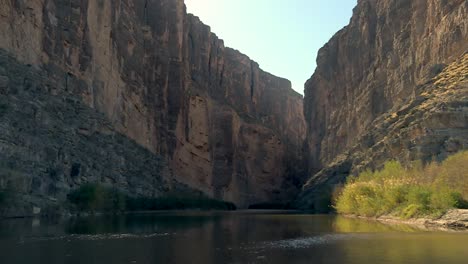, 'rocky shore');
348,210,468,231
